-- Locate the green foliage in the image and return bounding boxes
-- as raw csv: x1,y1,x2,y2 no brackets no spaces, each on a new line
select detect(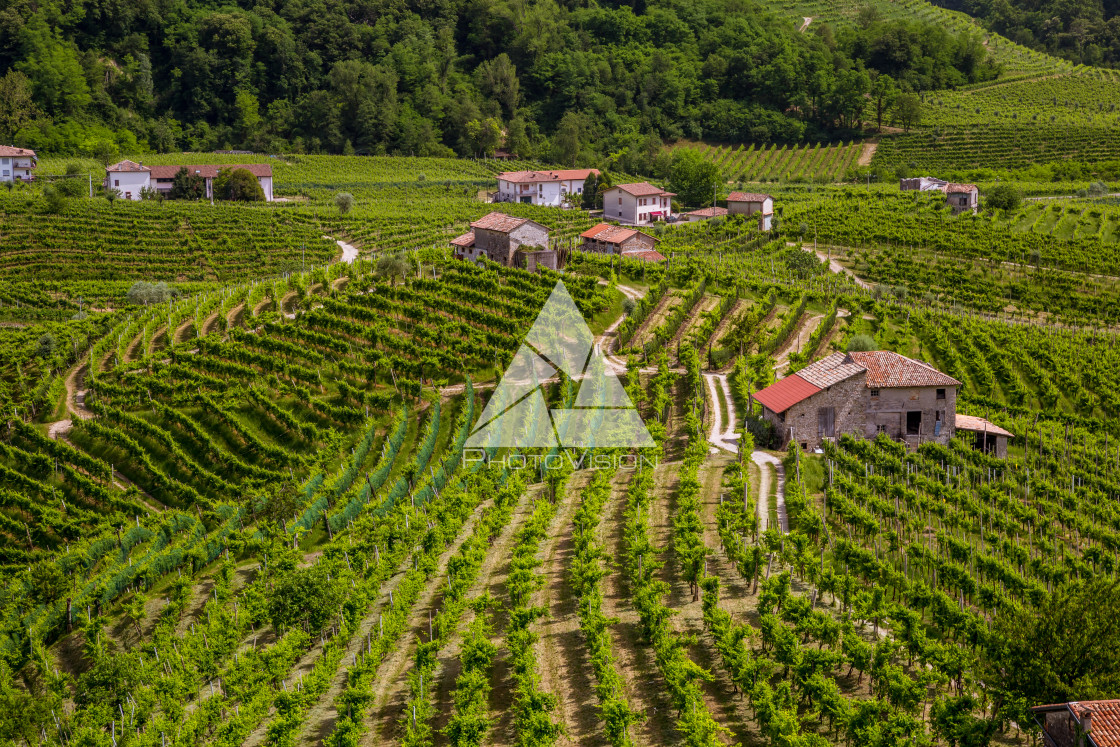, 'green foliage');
335,192,355,214
846,333,878,352
668,148,722,208
984,184,1022,211
214,167,266,201
169,167,205,200
125,280,174,305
